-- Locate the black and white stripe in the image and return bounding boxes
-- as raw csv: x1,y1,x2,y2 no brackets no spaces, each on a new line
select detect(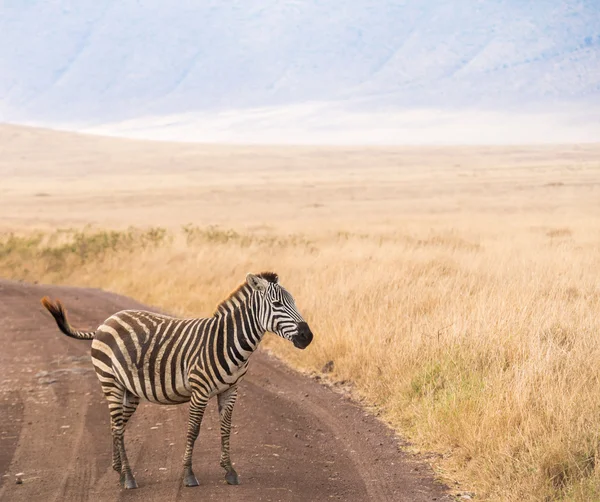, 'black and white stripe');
41,272,313,489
